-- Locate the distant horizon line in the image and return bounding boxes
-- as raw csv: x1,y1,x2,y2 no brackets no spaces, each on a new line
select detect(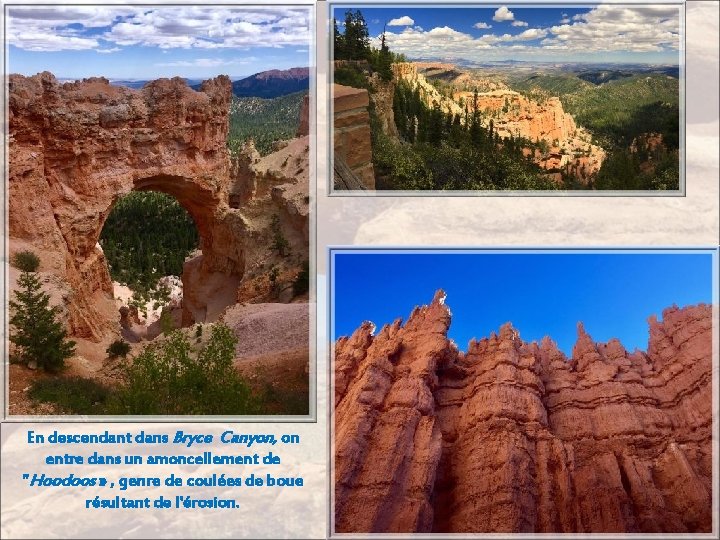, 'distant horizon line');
404,58,680,67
